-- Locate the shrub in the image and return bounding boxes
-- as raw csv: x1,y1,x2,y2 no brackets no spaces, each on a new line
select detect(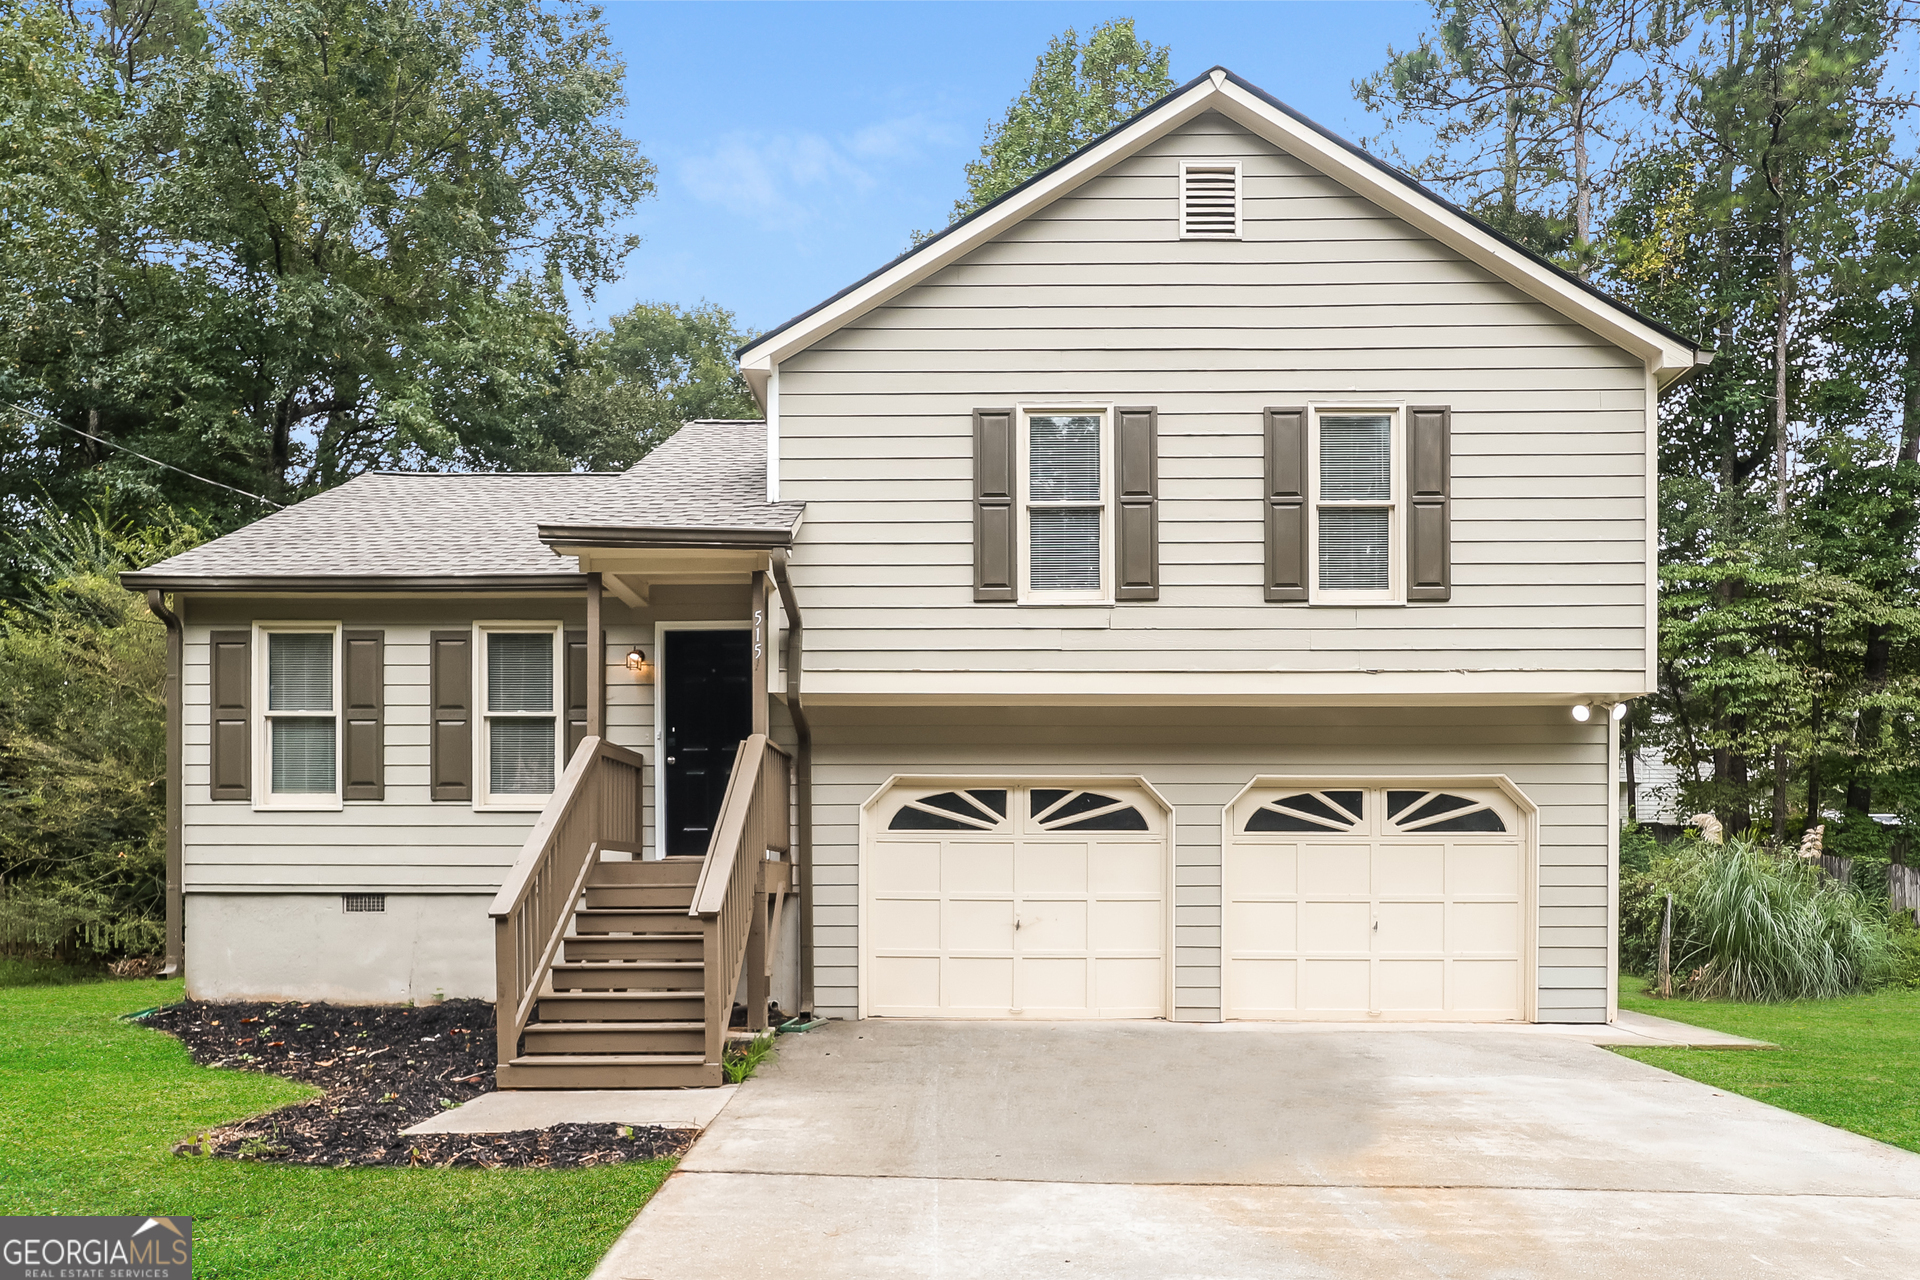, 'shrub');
1633,837,1893,1001
1883,915,1920,991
